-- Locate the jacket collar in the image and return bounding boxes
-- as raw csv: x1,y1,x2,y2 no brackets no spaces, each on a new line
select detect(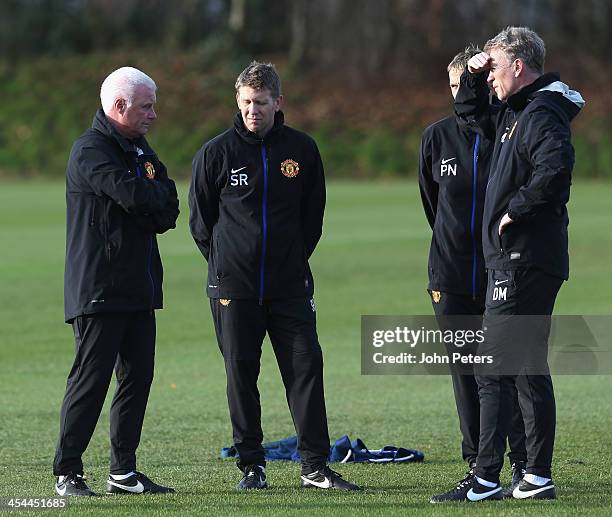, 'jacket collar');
91,109,154,155
506,72,560,112
233,111,284,144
